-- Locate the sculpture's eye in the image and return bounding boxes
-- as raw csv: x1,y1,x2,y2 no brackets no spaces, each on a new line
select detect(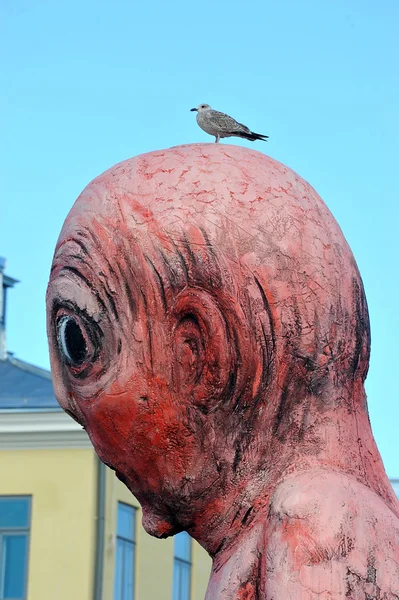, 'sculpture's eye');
57,315,87,365
55,309,102,375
